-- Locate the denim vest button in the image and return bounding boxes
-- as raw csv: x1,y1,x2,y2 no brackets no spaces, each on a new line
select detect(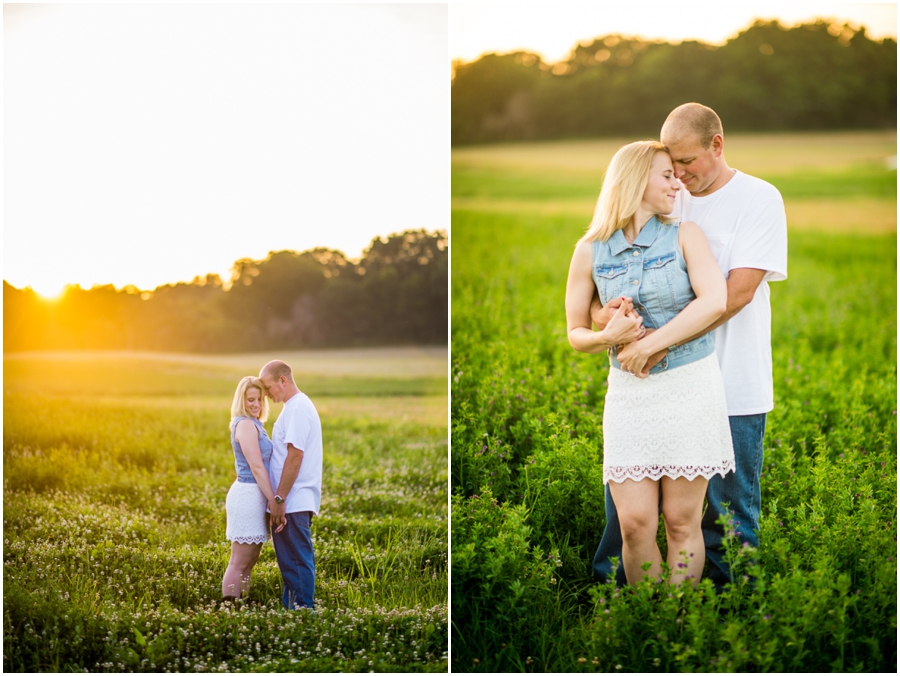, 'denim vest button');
632,250,640,256
631,279,639,285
